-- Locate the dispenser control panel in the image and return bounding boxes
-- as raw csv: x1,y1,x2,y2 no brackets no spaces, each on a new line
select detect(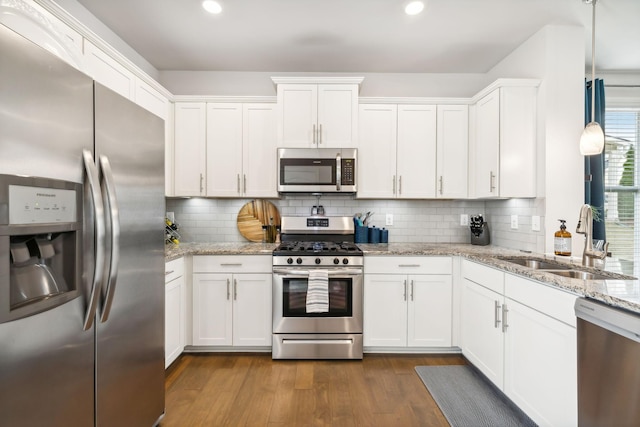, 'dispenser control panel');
8,185,77,224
